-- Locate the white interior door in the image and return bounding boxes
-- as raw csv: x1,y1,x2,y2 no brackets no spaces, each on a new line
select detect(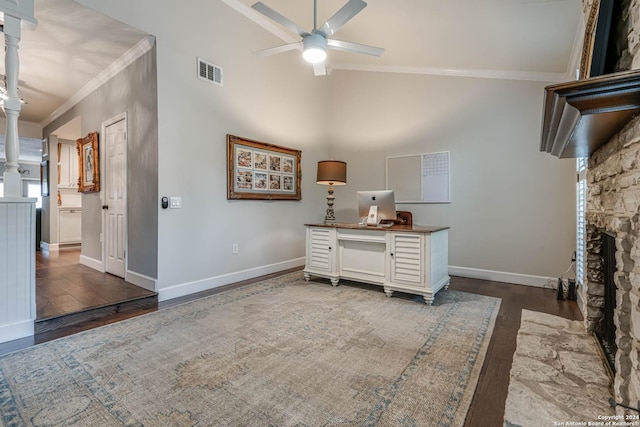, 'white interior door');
105,117,127,277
